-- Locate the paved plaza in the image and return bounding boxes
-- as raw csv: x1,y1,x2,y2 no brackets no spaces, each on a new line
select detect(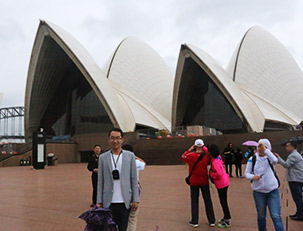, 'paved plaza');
0,163,301,231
